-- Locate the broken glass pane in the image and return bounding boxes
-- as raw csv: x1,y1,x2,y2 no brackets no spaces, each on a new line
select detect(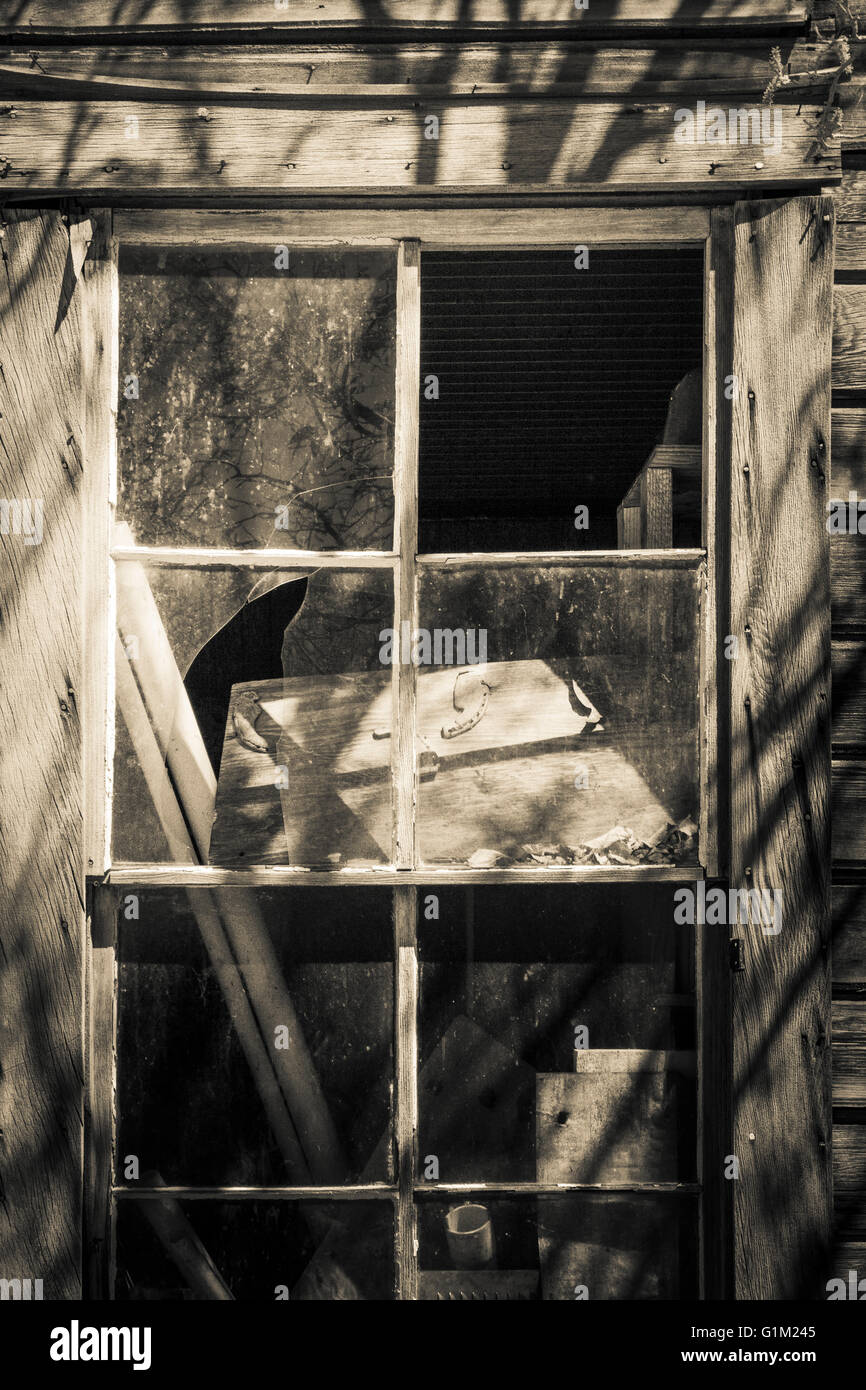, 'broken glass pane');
415,561,701,867
117,246,396,550
111,562,393,867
